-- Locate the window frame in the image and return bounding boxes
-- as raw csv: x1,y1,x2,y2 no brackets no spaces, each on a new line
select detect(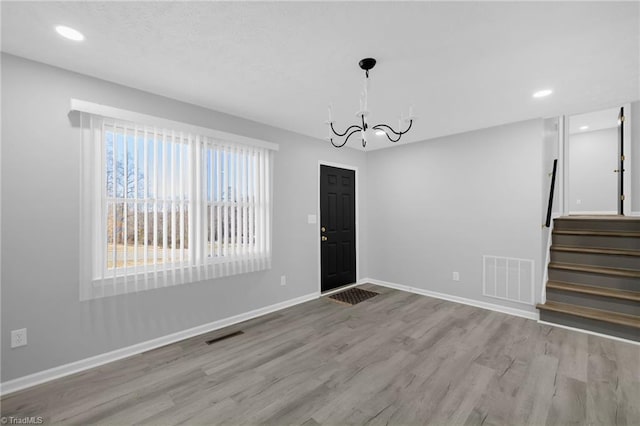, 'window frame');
74,99,277,300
